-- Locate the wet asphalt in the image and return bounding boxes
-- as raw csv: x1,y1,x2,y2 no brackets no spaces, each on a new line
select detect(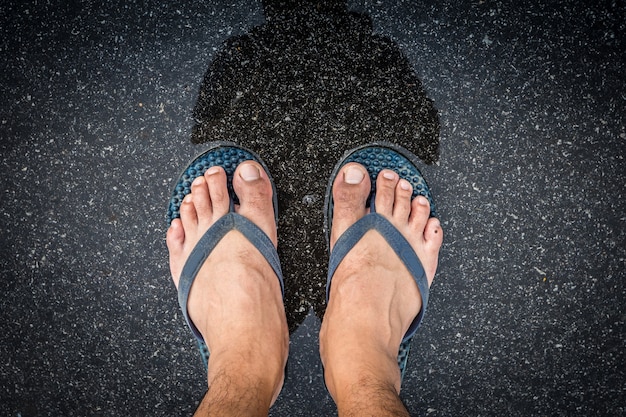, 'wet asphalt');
1,0,624,416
